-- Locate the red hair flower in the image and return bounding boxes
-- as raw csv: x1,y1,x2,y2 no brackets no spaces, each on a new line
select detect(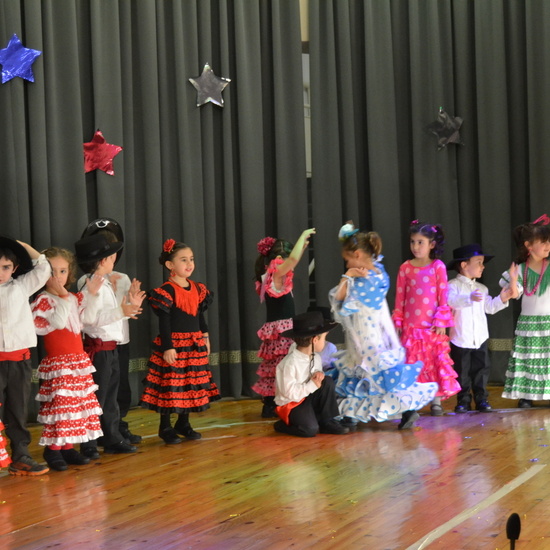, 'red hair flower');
257,236,276,256
163,238,176,253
